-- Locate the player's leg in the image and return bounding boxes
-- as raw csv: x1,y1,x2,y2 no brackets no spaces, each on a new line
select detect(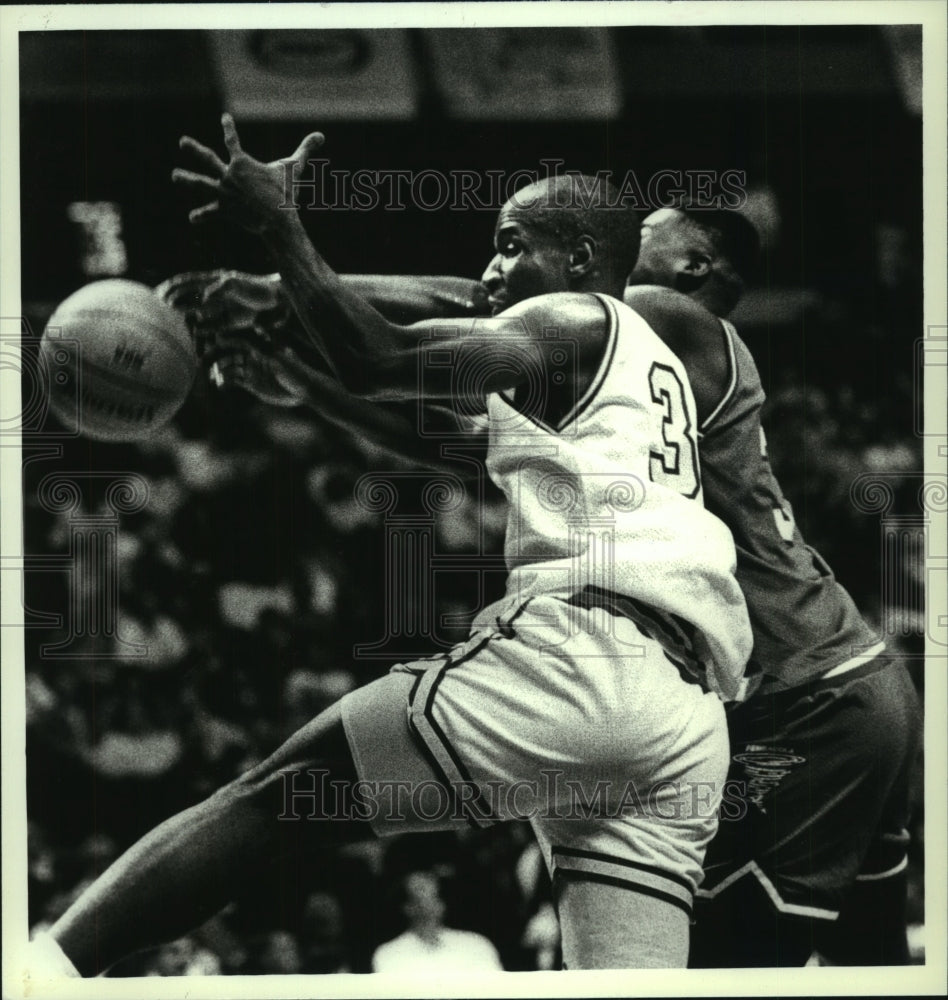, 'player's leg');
689,882,816,967
44,665,462,979
556,878,689,969
530,627,730,969
47,701,367,976
813,665,921,965
691,655,920,968
688,682,818,968
359,593,732,969
815,866,911,965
